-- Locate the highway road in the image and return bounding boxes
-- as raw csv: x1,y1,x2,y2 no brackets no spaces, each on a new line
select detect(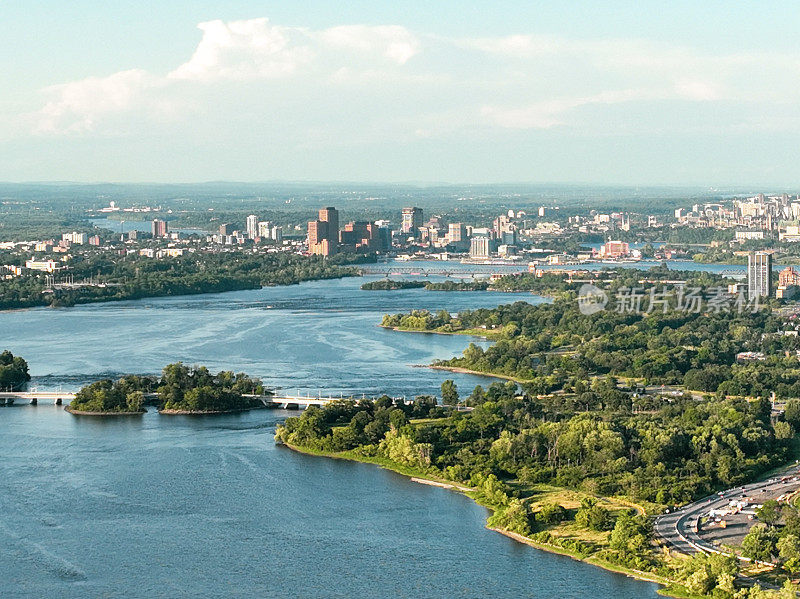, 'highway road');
654,464,800,559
